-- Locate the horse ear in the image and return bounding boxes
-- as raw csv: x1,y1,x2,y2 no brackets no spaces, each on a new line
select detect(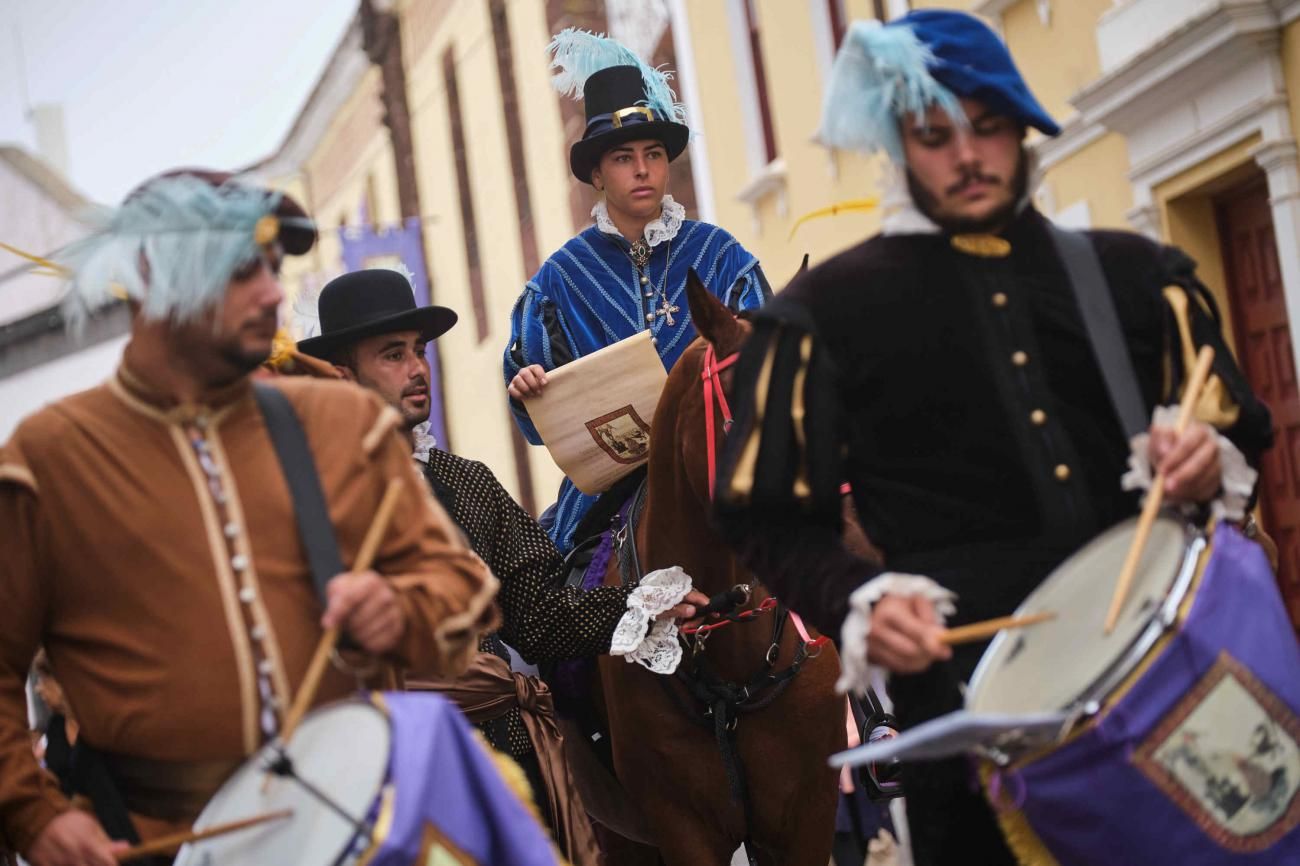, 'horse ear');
686,268,739,348
799,253,810,274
